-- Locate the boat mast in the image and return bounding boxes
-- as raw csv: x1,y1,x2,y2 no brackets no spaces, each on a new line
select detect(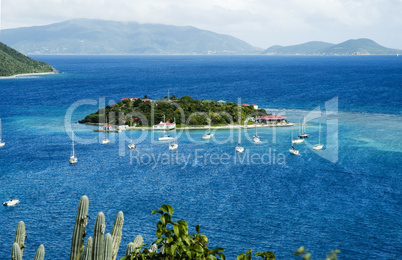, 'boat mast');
72,131,75,157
